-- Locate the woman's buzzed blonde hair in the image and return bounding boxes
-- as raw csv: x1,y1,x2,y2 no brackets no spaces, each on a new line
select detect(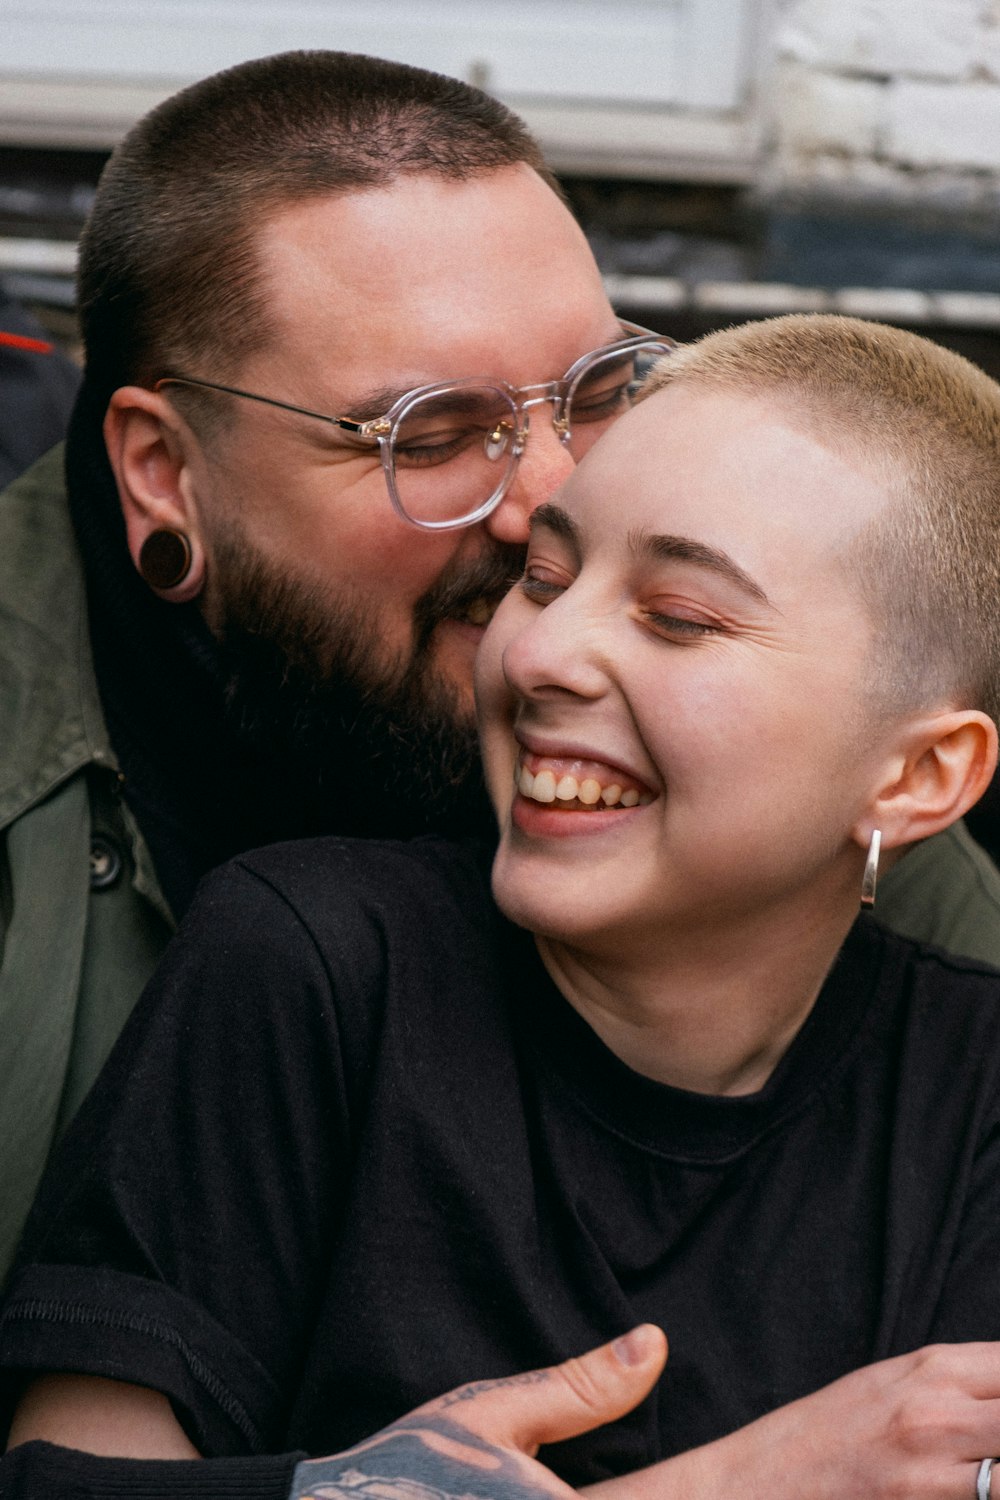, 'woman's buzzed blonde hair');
641,313,1000,725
